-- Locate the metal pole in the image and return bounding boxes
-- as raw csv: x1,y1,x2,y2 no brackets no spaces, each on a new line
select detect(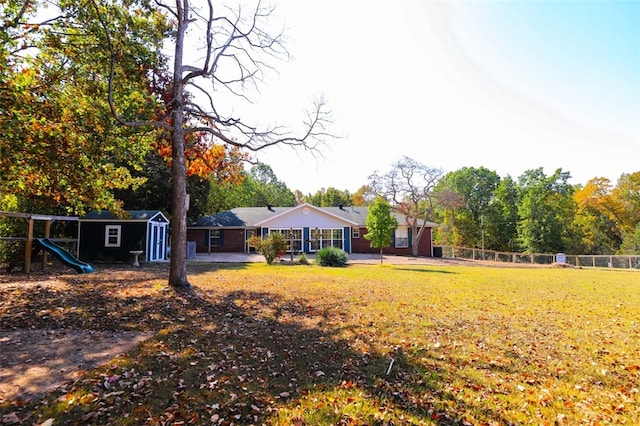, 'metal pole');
481,216,484,260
